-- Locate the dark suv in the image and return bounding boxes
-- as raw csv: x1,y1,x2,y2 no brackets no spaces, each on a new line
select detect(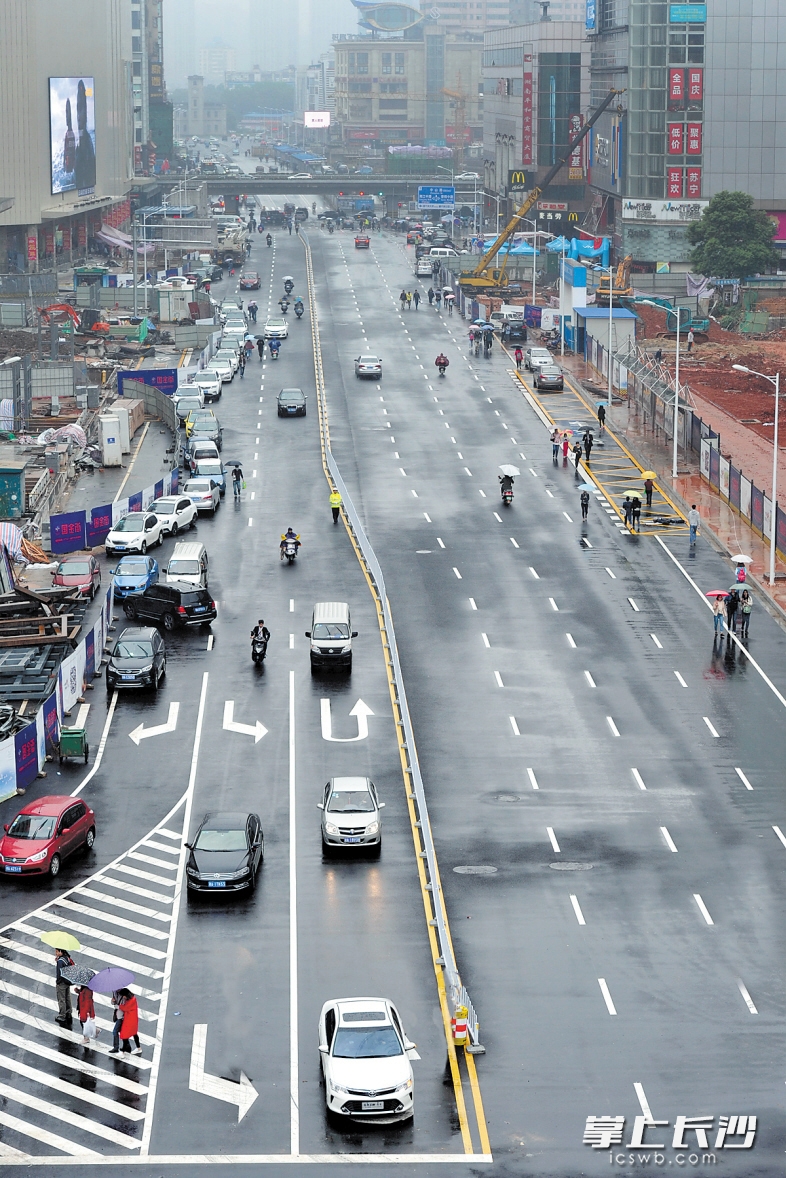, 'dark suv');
123,581,217,630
